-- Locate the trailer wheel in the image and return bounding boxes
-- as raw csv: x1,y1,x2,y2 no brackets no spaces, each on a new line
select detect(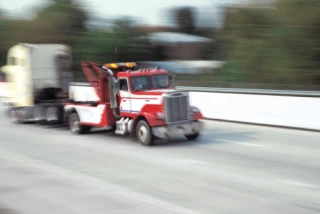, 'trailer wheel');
4,103,13,118
34,106,46,124
69,112,91,134
10,108,21,124
136,120,154,146
184,132,200,141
